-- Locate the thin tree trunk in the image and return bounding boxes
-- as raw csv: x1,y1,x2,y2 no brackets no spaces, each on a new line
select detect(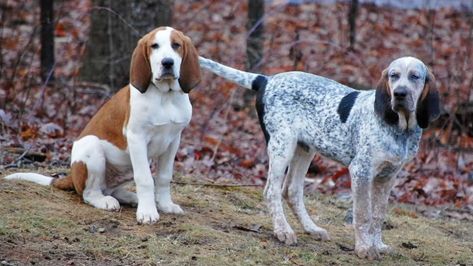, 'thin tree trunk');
246,0,264,72
348,0,359,51
80,0,173,91
239,0,264,109
40,0,54,82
